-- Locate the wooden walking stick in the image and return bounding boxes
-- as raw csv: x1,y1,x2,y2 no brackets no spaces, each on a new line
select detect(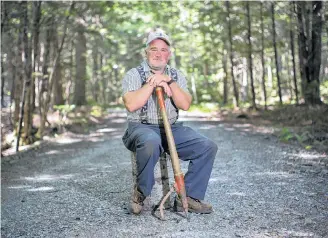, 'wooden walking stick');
155,86,188,220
